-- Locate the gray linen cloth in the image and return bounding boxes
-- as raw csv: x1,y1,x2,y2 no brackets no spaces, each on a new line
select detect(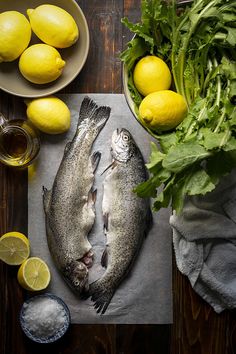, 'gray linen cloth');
170,169,236,313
